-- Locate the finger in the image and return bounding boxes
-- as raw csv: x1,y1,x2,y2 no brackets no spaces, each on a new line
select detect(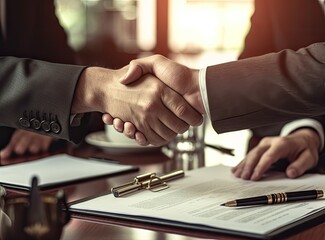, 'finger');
231,159,246,176
41,137,53,152
161,87,202,129
239,143,271,180
13,134,32,155
286,151,318,178
29,136,52,154
102,113,114,125
28,138,43,154
113,118,124,132
250,143,288,181
0,130,25,158
148,117,177,145
124,122,136,139
135,131,148,146
145,125,170,146
121,63,145,84
0,144,15,159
